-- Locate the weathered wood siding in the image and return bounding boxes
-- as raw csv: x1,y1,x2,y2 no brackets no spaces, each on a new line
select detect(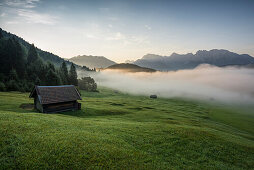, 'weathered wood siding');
42,101,81,113
33,97,81,113
35,96,43,112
